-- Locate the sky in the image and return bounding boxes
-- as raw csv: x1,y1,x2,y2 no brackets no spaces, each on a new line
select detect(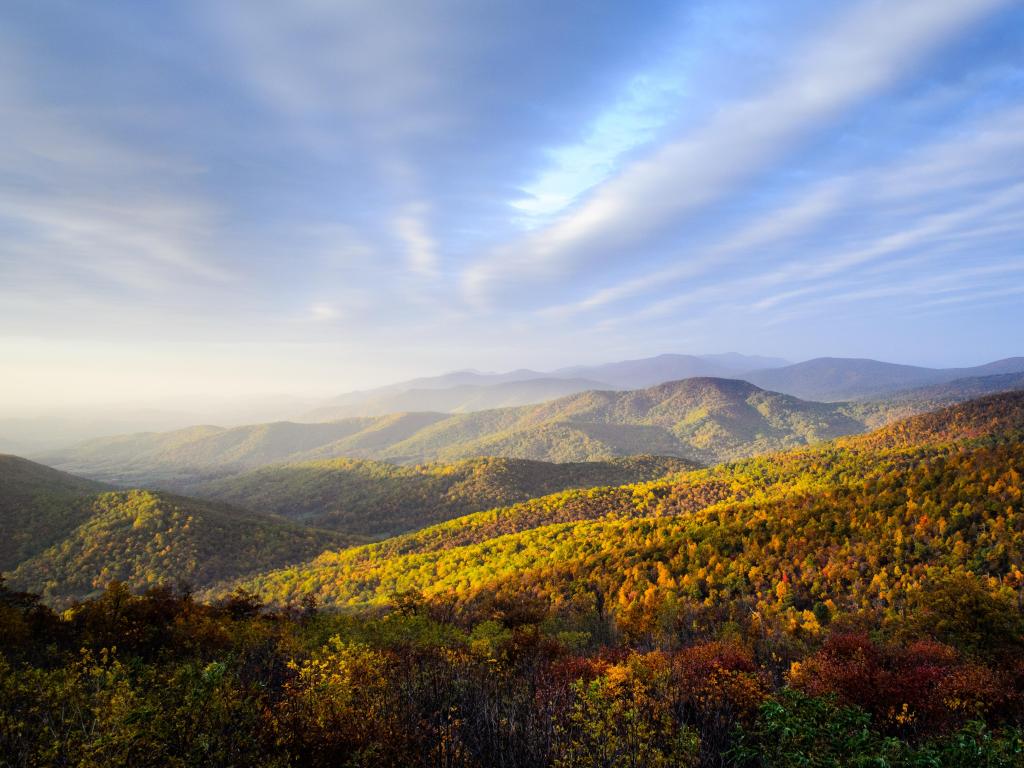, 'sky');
1,0,1022,412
